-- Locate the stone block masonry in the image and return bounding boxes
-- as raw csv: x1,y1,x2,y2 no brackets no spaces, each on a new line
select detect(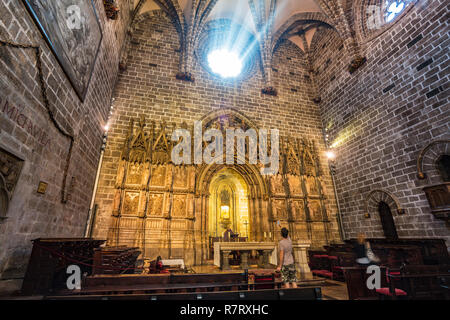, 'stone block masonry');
0,0,132,293
311,0,449,245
